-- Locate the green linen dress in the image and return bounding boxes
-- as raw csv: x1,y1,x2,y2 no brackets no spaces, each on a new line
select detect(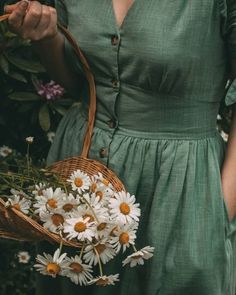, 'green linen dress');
36,0,236,294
